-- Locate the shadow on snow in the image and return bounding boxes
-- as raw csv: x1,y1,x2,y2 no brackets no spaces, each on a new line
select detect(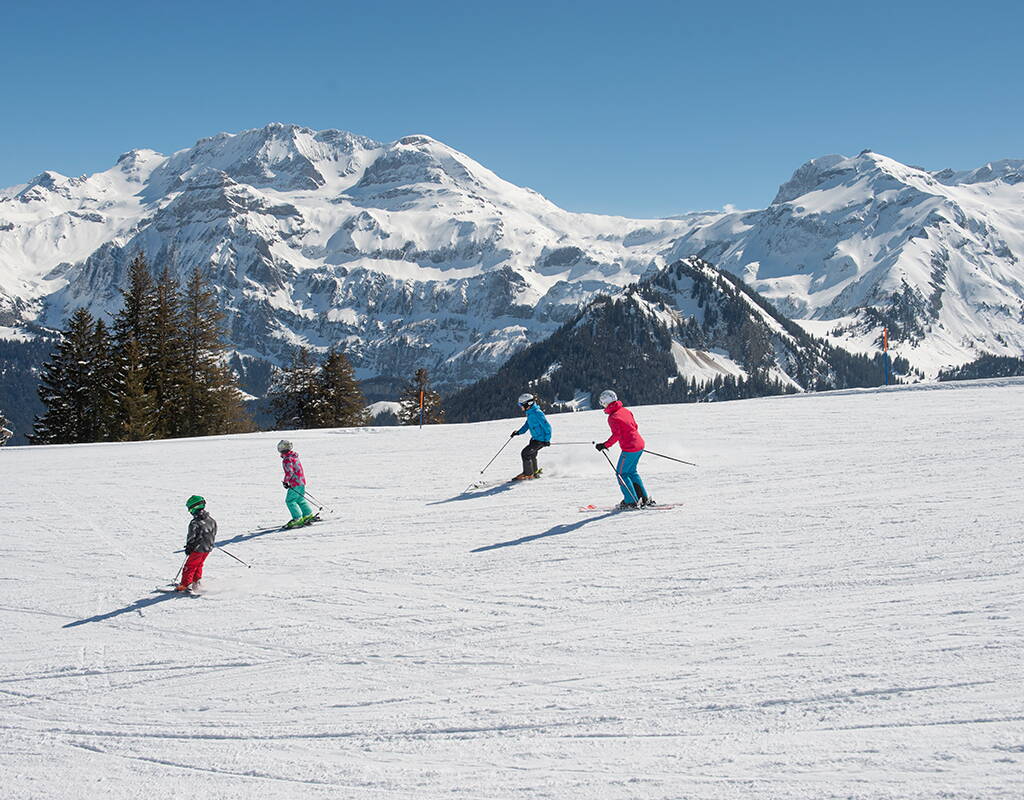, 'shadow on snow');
427,481,517,506
216,525,286,548
63,592,188,628
168,526,285,556
471,511,617,552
